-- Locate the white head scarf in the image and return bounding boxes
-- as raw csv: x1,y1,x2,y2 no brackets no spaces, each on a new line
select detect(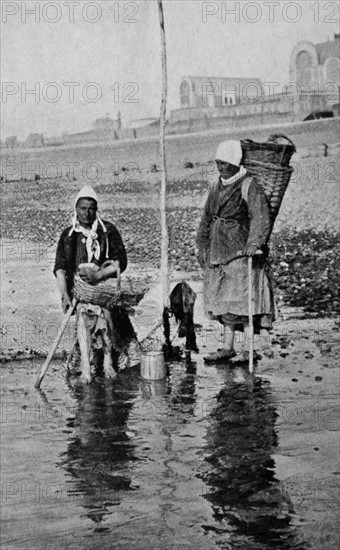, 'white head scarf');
74,184,98,207
215,140,246,185
68,185,108,261
215,140,243,167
